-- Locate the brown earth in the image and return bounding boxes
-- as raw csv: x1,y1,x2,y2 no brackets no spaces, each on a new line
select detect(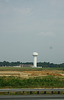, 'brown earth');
0,70,63,78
